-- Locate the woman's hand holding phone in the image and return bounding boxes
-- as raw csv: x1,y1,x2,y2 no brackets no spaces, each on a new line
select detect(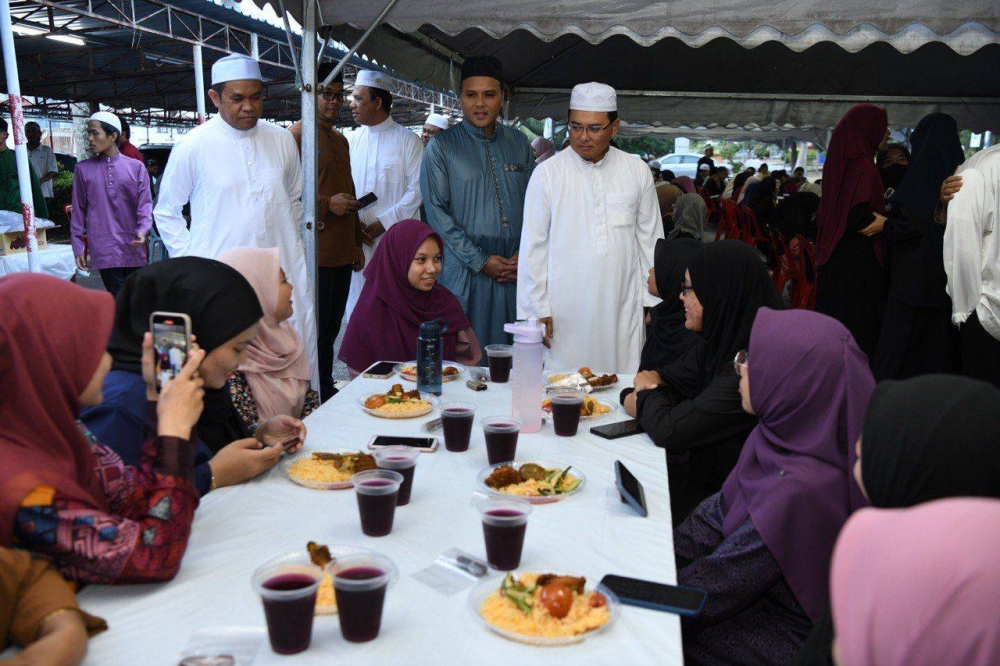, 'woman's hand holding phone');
157,349,207,440
255,415,306,453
